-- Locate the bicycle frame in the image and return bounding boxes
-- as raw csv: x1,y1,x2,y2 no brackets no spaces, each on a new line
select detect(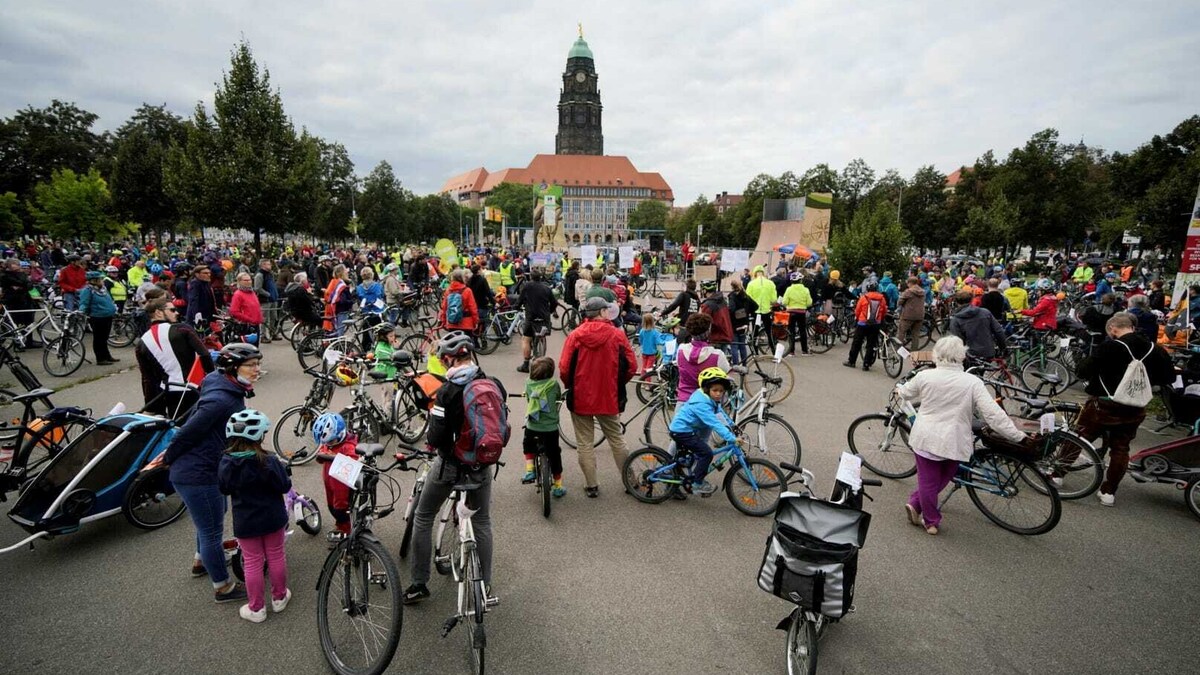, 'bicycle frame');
645,442,763,490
